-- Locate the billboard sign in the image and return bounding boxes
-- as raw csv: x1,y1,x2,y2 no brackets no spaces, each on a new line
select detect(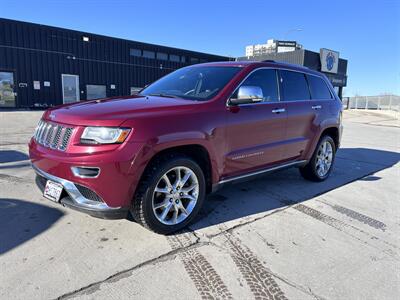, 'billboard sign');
325,73,347,87
320,48,339,74
277,41,297,53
